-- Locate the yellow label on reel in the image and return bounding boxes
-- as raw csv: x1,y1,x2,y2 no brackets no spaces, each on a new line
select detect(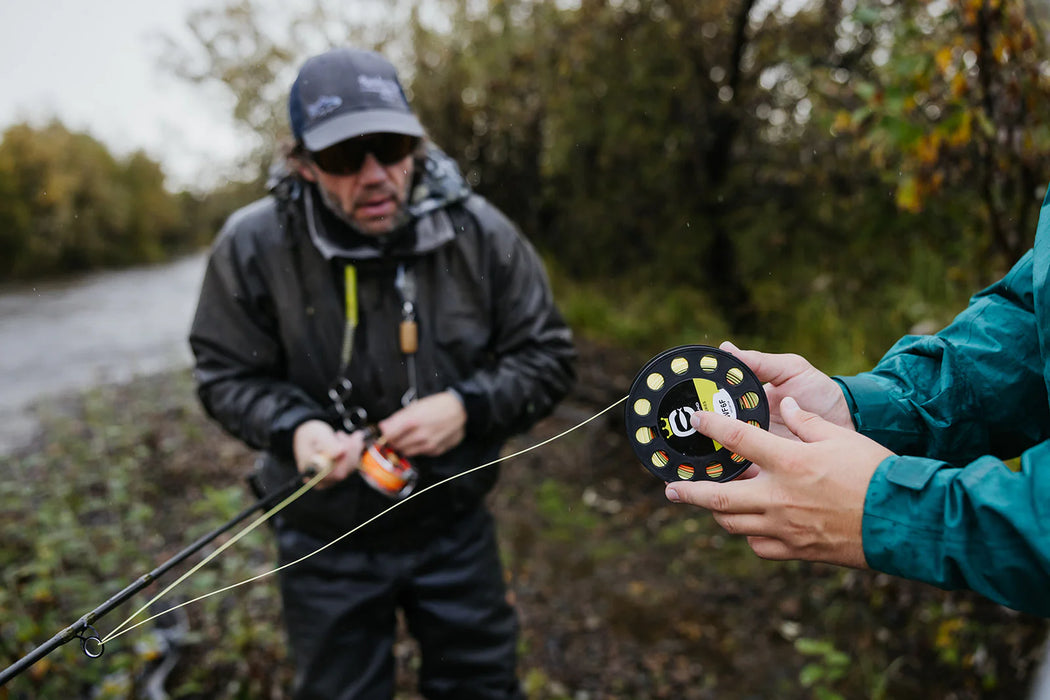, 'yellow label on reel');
692,377,736,450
